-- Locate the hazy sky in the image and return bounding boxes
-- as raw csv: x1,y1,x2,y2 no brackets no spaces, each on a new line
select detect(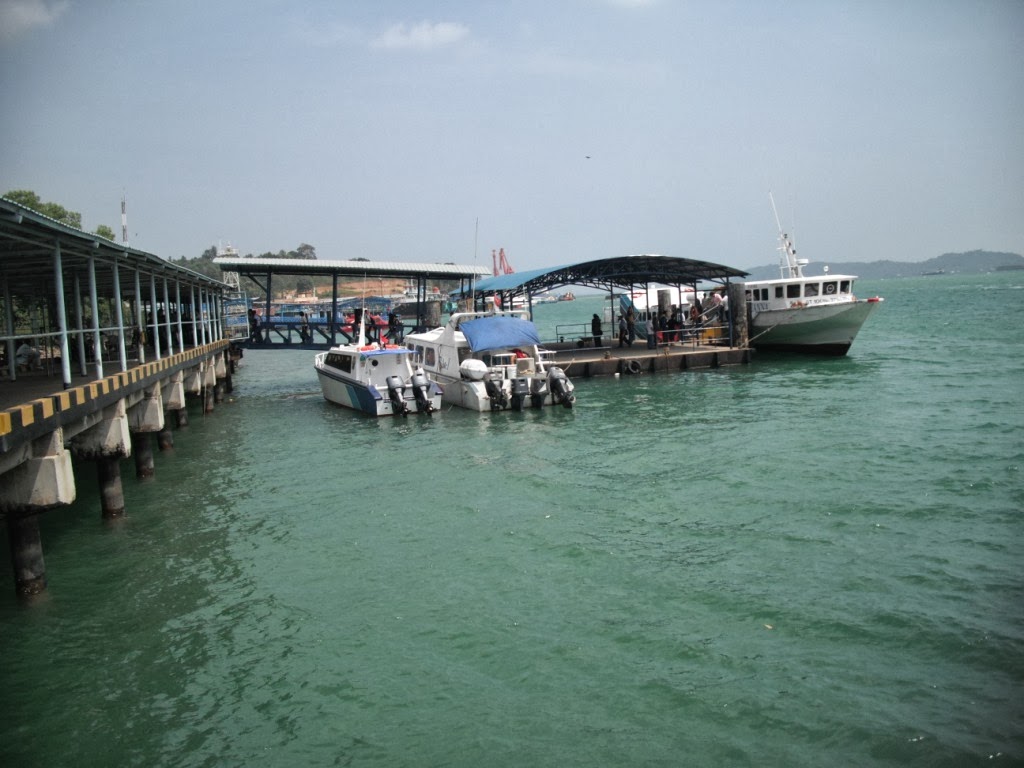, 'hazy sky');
1,0,1021,271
